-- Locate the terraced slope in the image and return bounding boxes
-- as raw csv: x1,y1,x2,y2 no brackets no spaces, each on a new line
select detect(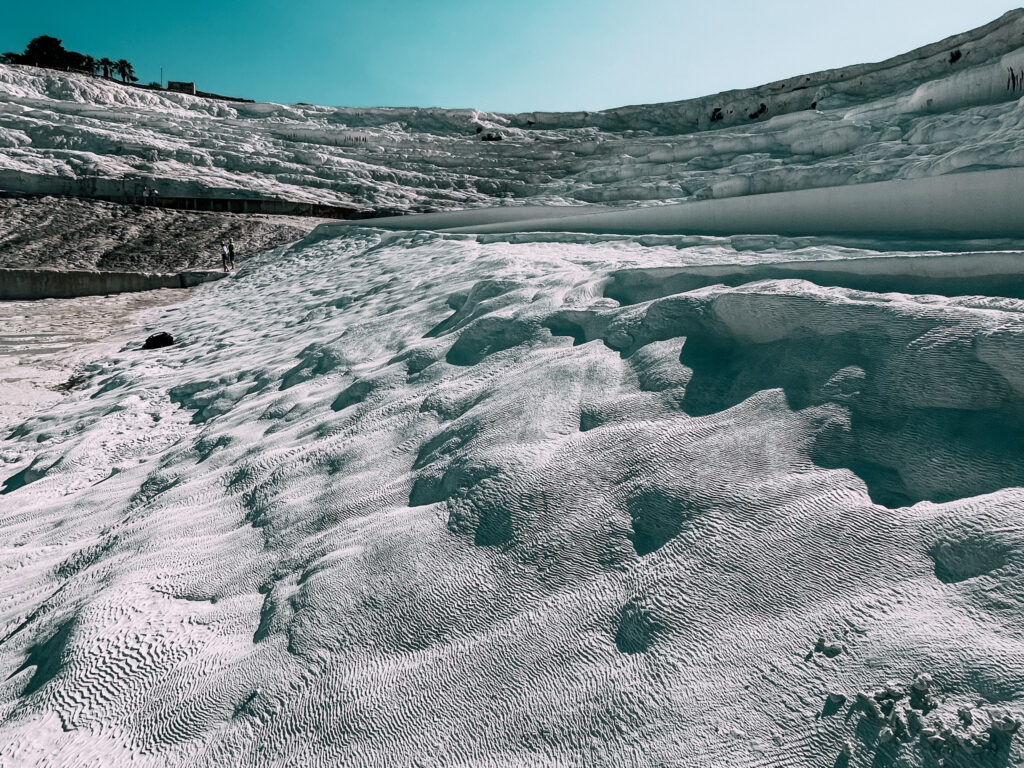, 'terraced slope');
3,12,1024,768
3,10,1024,213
